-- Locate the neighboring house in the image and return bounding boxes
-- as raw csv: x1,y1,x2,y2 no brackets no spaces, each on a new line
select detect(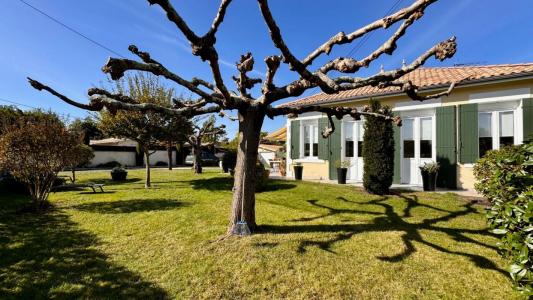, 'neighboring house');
89,138,173,167
282,63,533,191
258,143,283,167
